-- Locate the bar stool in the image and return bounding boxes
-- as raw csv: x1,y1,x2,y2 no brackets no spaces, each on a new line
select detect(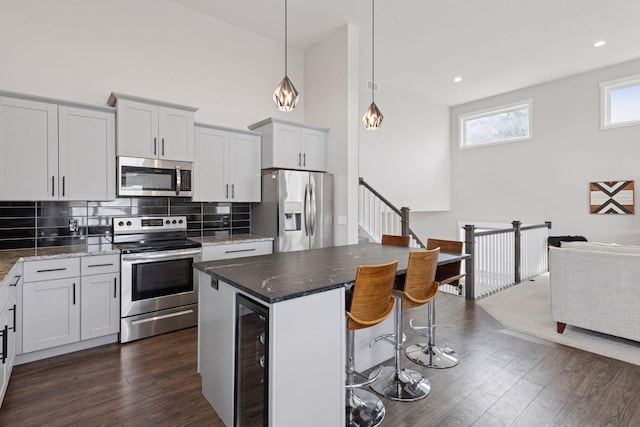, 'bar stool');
381,234,411,247
406,238,464,369
369,248,439,401
346,261,398,427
